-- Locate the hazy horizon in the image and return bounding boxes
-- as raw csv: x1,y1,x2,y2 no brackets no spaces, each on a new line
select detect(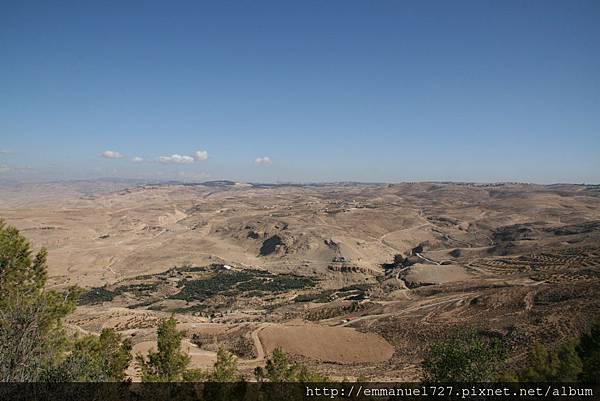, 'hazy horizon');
2,1,599,184
1,175,599,187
